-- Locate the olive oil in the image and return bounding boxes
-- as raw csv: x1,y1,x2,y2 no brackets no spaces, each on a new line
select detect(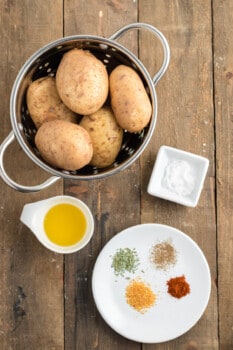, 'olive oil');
44,203,87,246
